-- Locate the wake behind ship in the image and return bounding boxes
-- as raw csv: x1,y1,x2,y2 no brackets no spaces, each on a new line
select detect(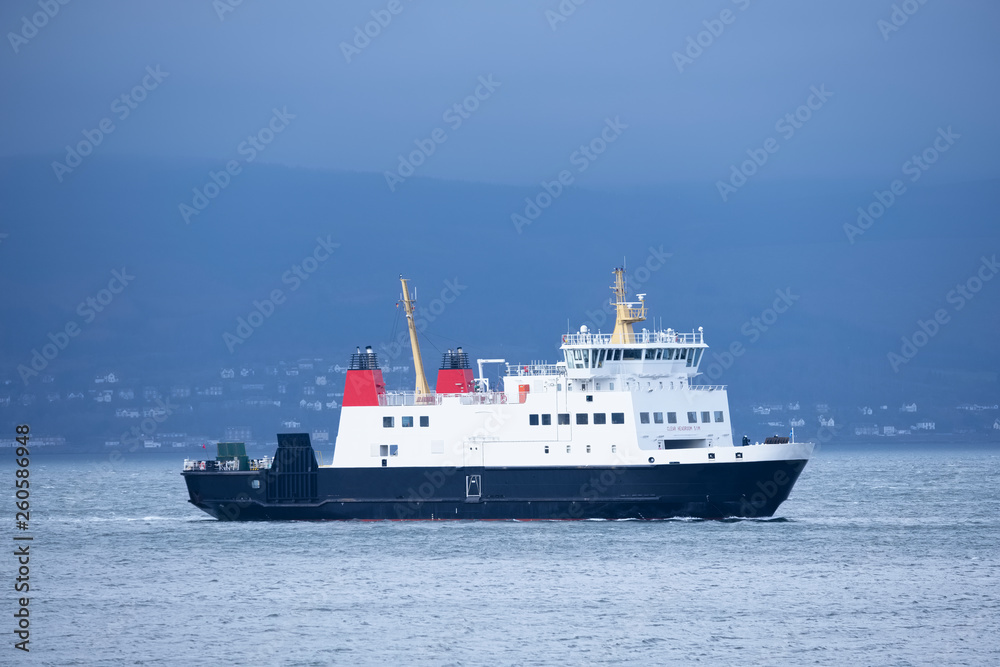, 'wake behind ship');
182,269,813,520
